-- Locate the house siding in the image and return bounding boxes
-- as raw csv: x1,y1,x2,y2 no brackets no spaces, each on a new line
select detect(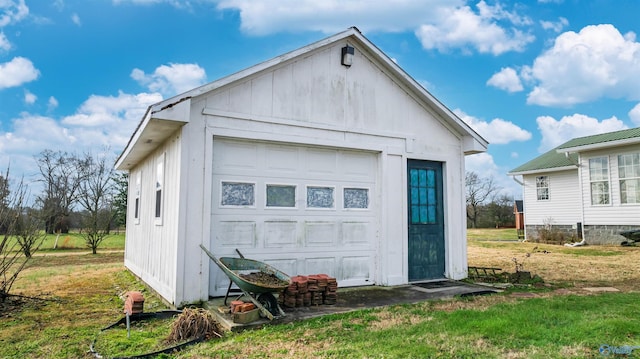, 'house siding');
580,145,640,226
522,169,581,229
124,132,181,304
578,145,640,244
